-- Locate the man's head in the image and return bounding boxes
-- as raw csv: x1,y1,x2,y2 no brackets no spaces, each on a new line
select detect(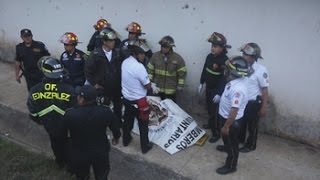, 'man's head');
207,32,231,56
20,29,33,45
59,32,79,53
128,45,145,62
76,85,97,105
126,22,144,40
159,36,175,54
239,43,263,64
100,27,117,50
